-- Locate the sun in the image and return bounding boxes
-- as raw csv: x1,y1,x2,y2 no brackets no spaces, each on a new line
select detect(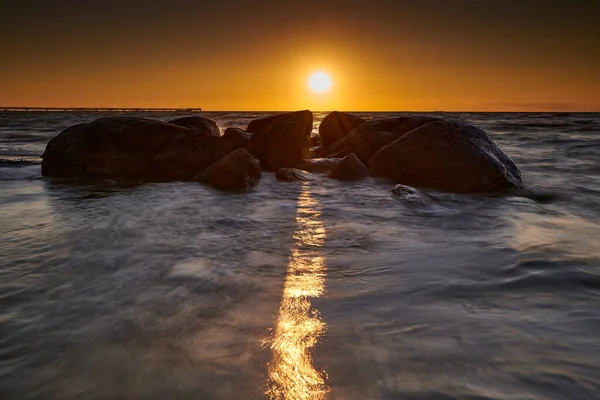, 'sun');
308,72,332,93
